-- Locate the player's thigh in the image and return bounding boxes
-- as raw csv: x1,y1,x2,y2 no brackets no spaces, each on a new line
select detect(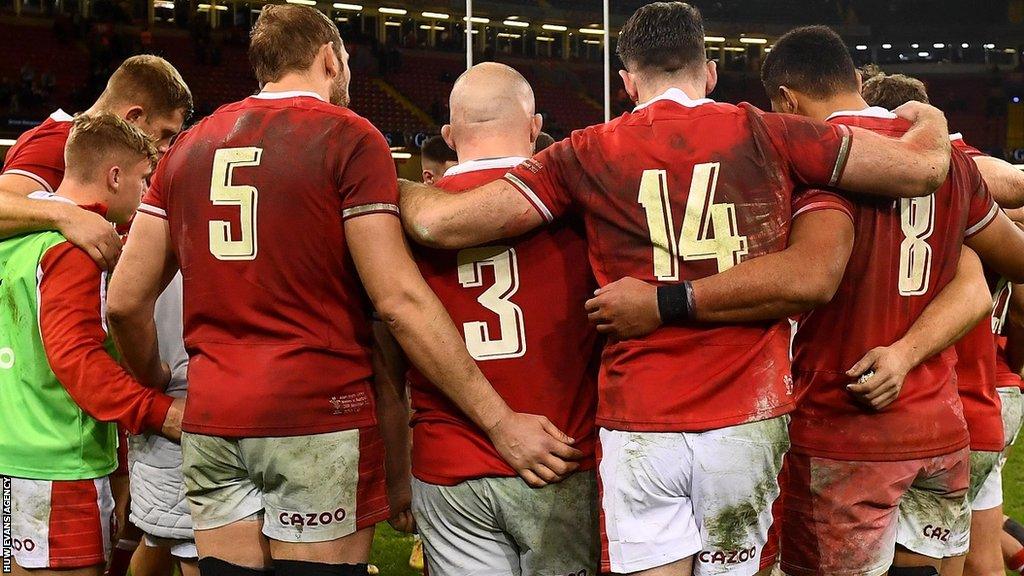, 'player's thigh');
598,428,700,576
246,427,388,560
690,416,789,576
193,517,270,569
895,448,971,561
8,476,115,571
495,470,599,576
962,505,1005,576
998,387,1024,447
966,450,1001,508
780,453,917,576
411,477,519,576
